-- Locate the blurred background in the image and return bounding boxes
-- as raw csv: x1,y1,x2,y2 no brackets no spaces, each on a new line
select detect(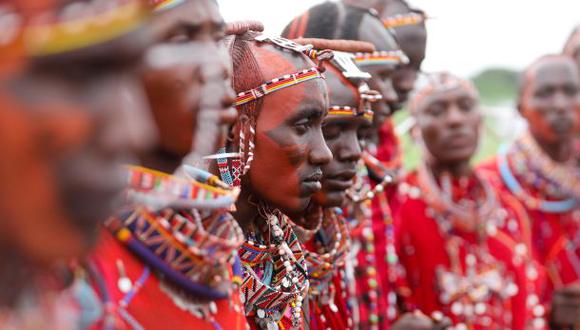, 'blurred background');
217,0,580,169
